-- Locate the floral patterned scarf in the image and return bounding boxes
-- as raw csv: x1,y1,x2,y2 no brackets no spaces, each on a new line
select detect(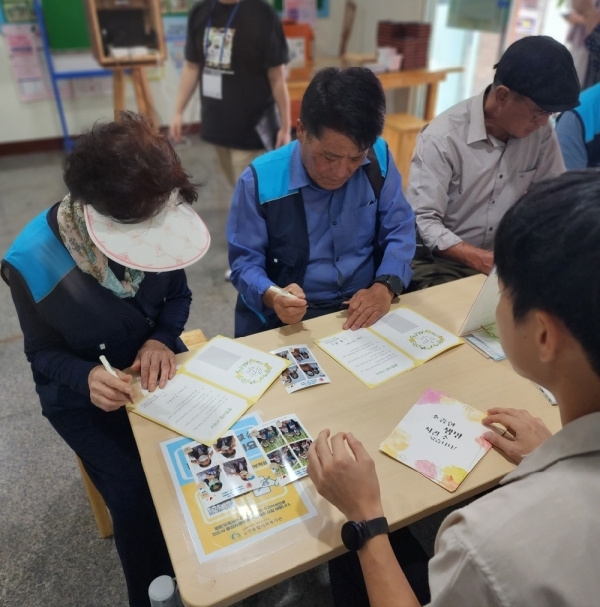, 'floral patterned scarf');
57,194,144,298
